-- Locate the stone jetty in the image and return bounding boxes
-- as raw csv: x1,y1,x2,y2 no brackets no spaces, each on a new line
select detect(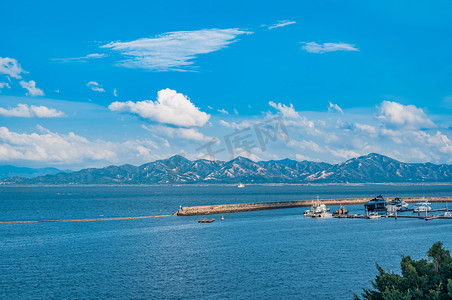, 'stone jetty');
176,196,452,216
